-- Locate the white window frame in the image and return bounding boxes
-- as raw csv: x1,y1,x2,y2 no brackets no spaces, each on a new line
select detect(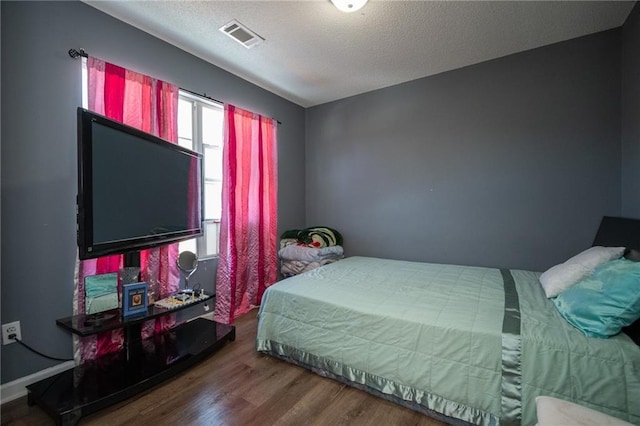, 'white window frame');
178,91,224,259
